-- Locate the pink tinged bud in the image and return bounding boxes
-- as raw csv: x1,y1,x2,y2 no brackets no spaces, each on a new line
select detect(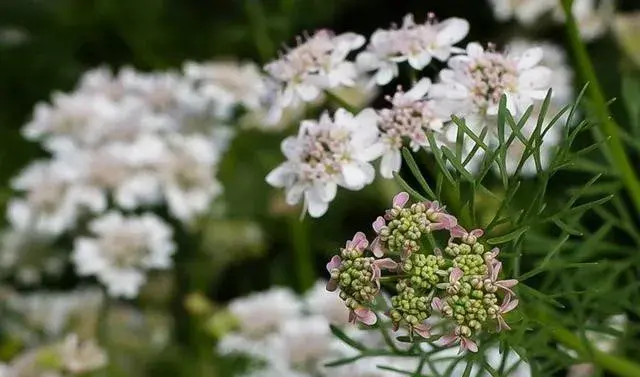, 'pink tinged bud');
450,225,468,238
433,248,443,257
431,297,443,311
326,255,341,272
470,229,484,238
450,267,464,284
392,192,409,208
372,216,386,233
488,247,500,259
460,337,478,353
438,334,458,347
371,237,385,257
374,258,398,271
348,231,369,250
353,307,377,325
500,296,519,314
413,323,431,338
